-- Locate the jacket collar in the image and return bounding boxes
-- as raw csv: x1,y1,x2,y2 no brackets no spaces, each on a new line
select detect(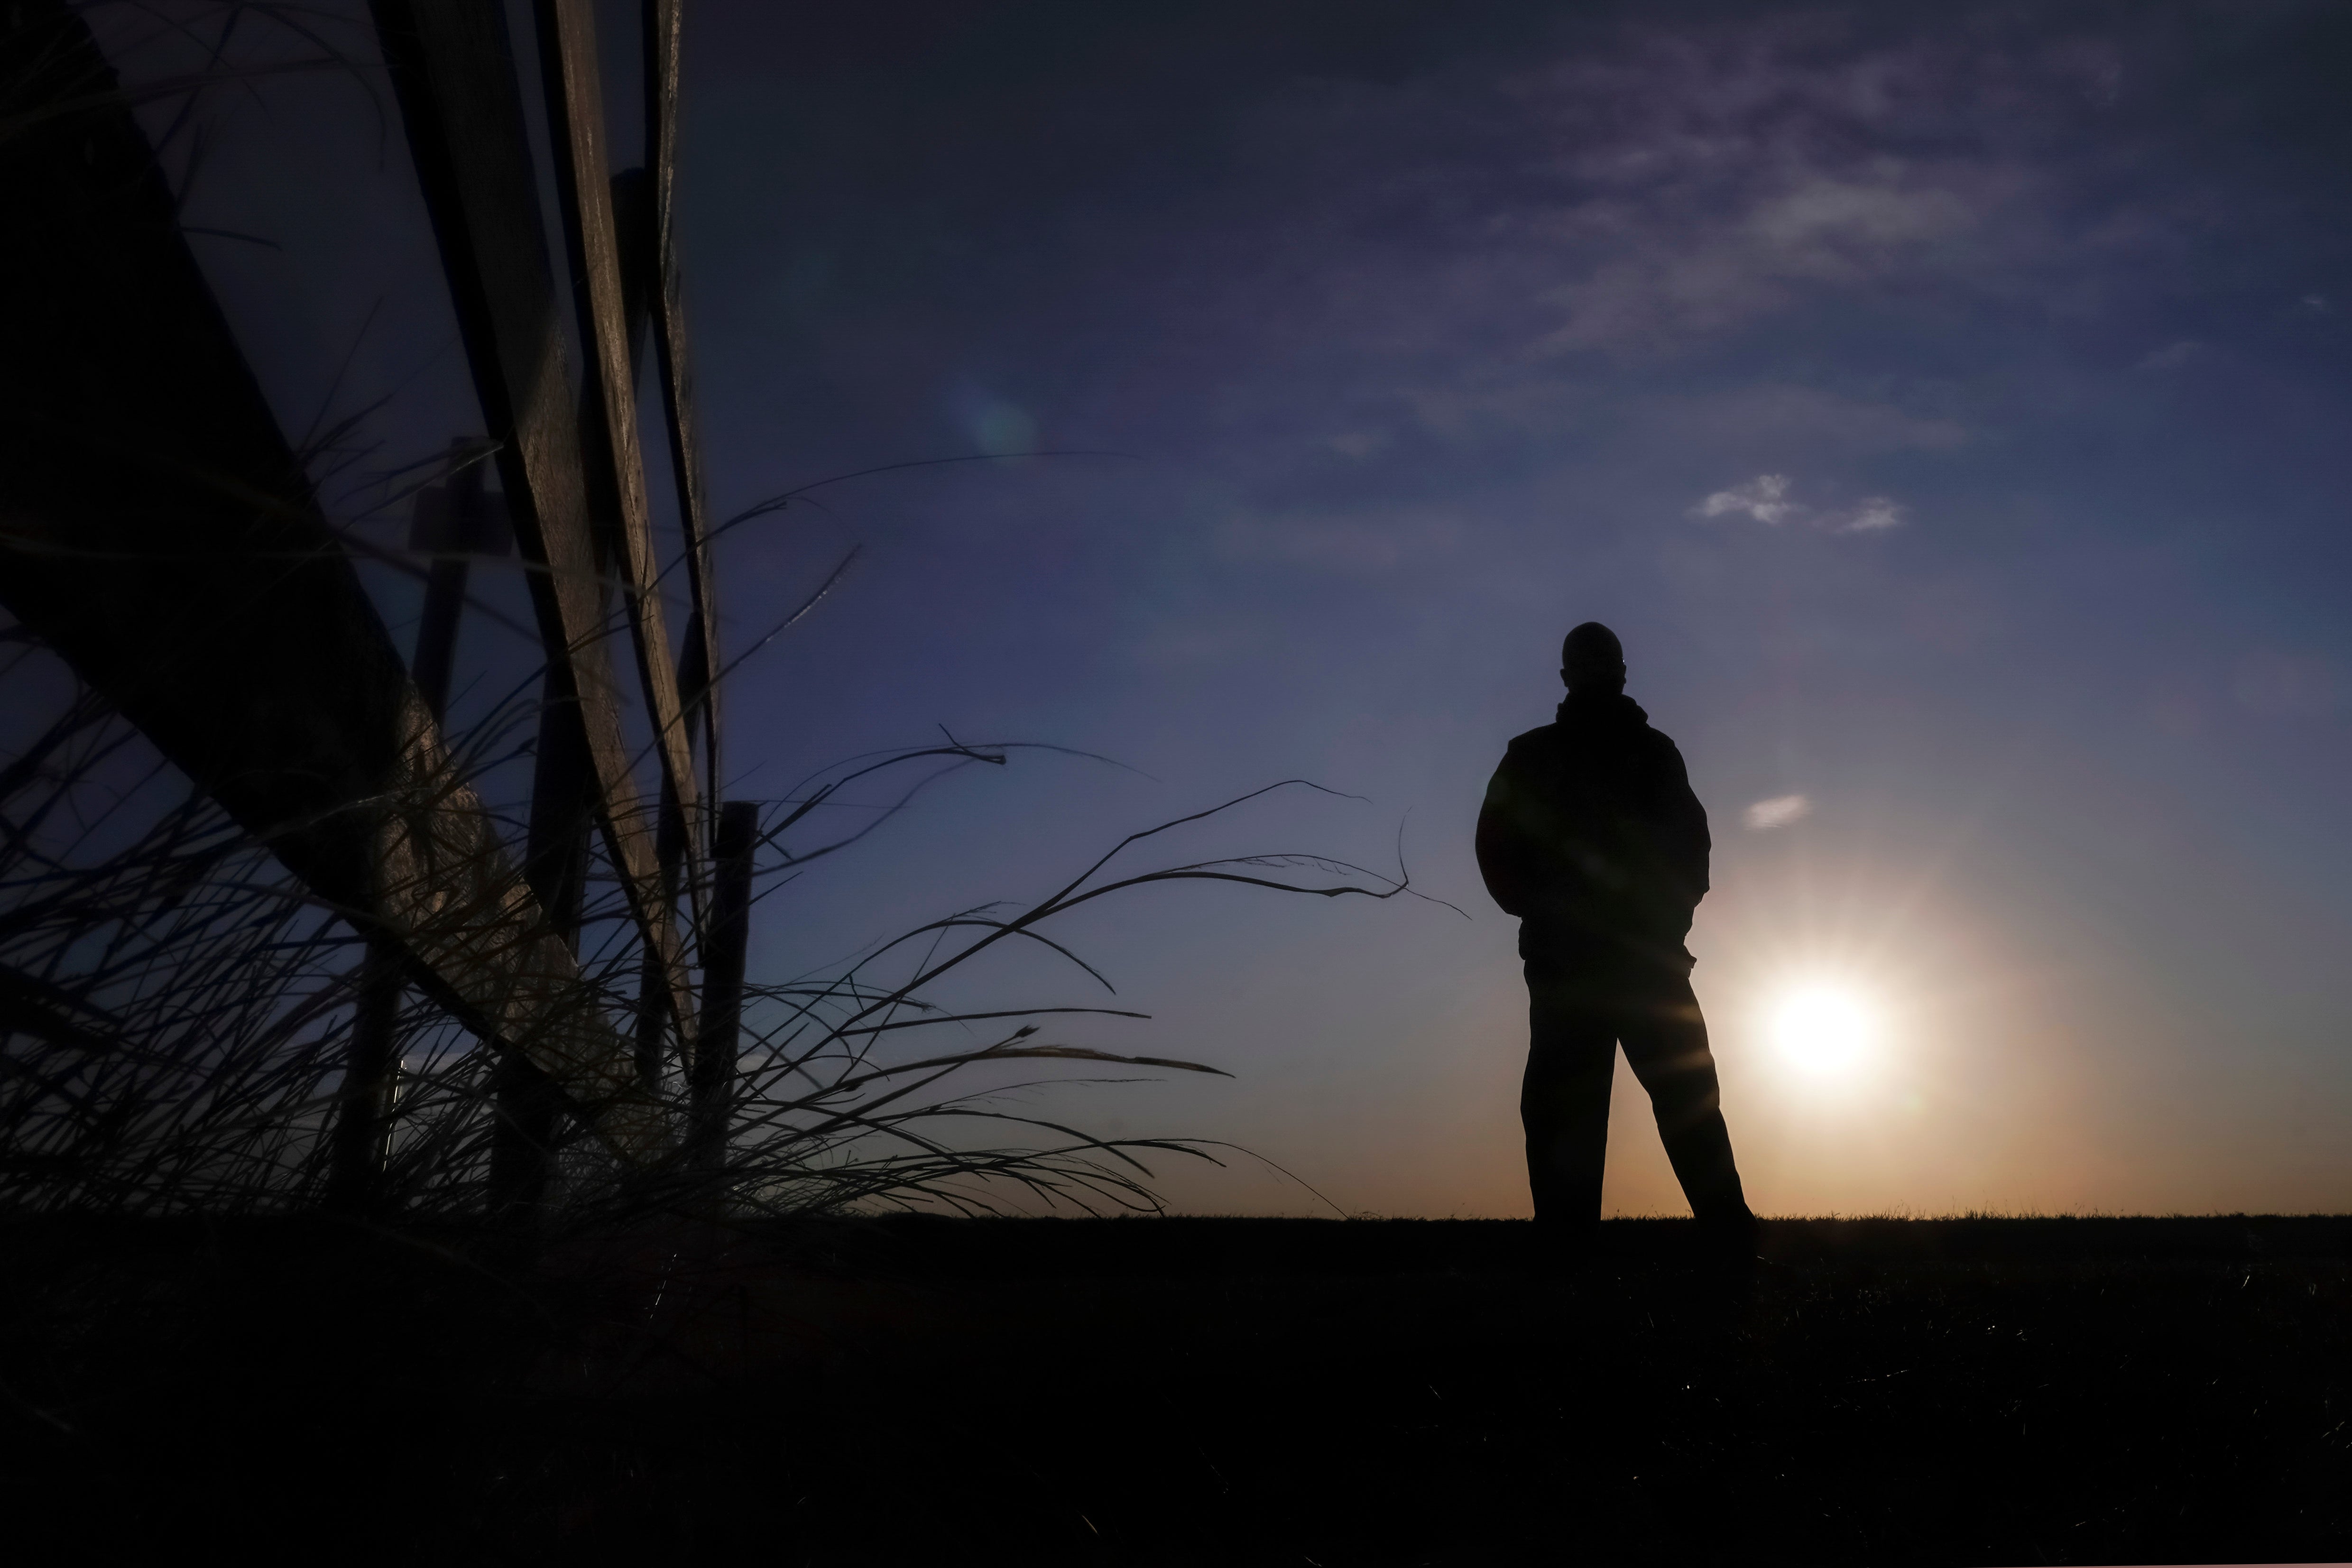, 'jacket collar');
1556,689,1648,727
